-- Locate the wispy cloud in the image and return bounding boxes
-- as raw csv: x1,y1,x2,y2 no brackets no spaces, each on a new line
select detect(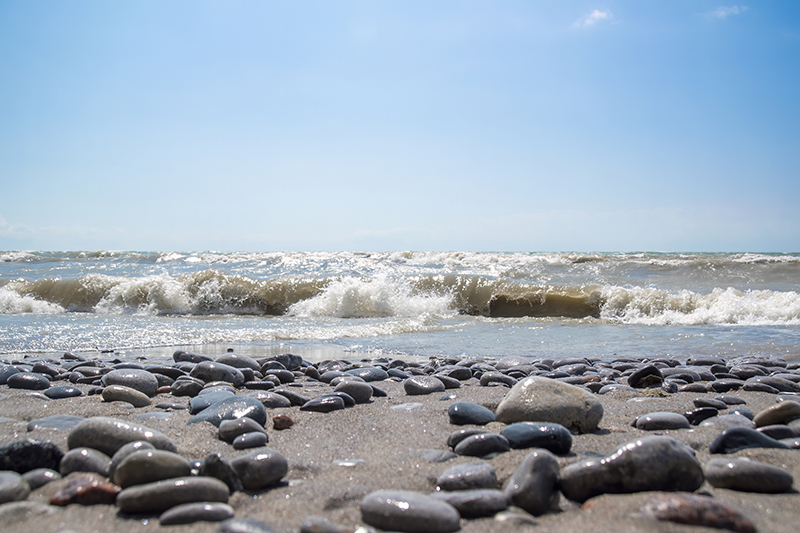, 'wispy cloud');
574,9,614,28
708,5,748,19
